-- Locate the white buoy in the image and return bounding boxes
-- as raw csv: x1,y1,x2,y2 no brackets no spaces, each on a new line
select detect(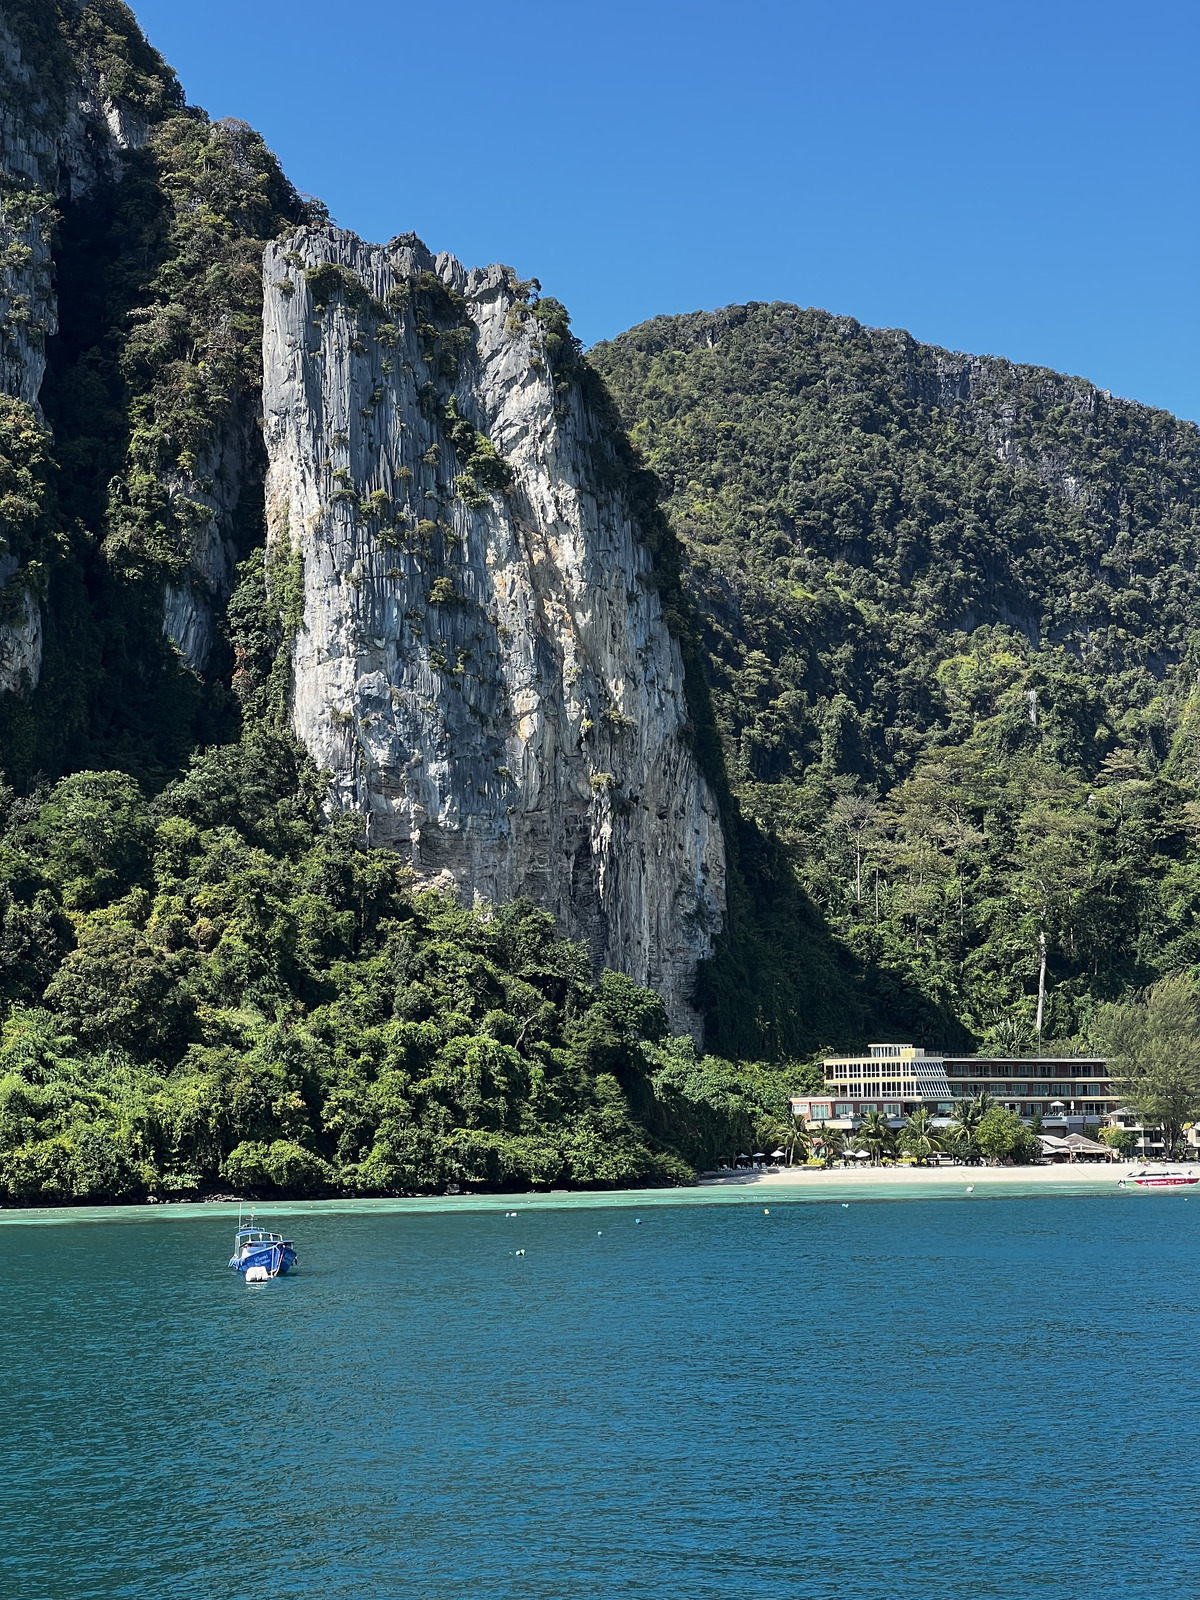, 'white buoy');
966,1185,974,1193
